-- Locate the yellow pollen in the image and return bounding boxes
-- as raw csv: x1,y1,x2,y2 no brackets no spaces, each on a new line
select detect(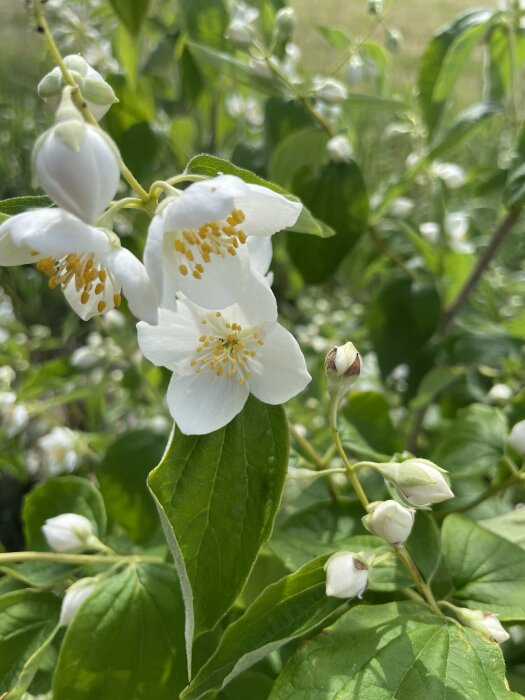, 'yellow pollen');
95,283,105,295
192,271,201,279
114,294,122,307
48,276,61,289
81,291,90,304
30,249,39,257
98,301,106,313
98,270,107,282
179,264,188,276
